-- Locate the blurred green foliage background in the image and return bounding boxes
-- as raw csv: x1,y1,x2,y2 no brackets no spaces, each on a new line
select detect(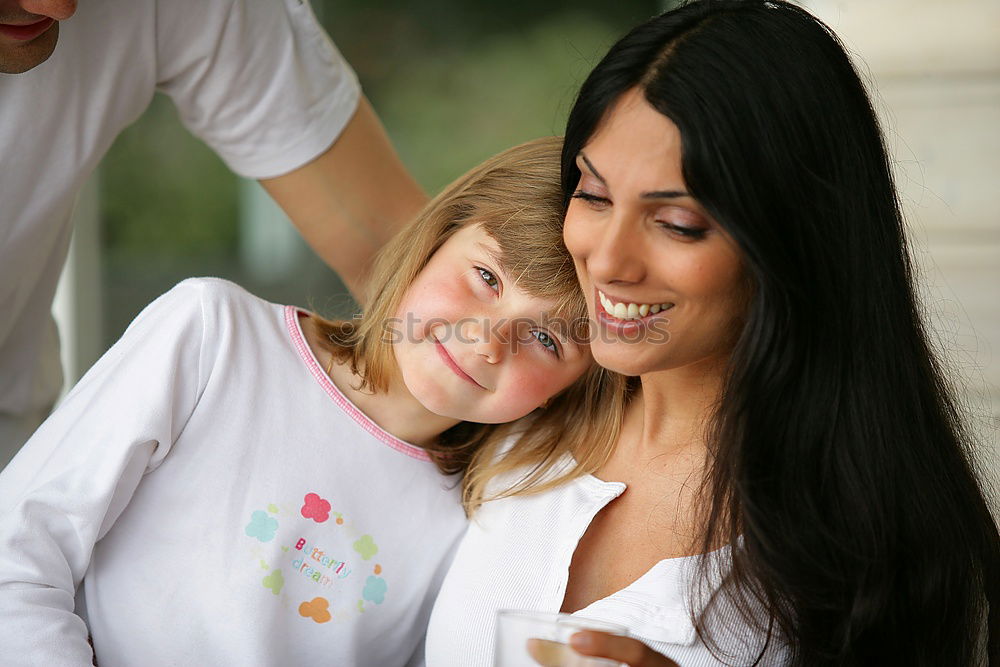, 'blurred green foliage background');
99,1,661,346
